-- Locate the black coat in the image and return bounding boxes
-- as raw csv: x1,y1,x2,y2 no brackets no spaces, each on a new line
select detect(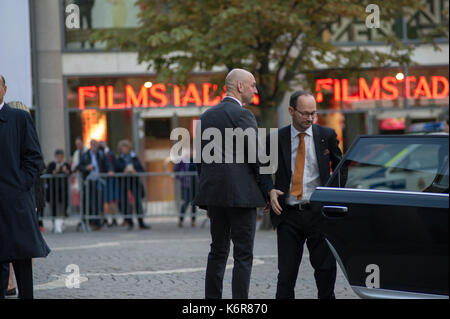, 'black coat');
193,97,266,208
115,152,146,198
259,124,343,228
0,104,51,261
35,166,46,212
45,161,71,203
115,152,145,173
78,148,113,180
